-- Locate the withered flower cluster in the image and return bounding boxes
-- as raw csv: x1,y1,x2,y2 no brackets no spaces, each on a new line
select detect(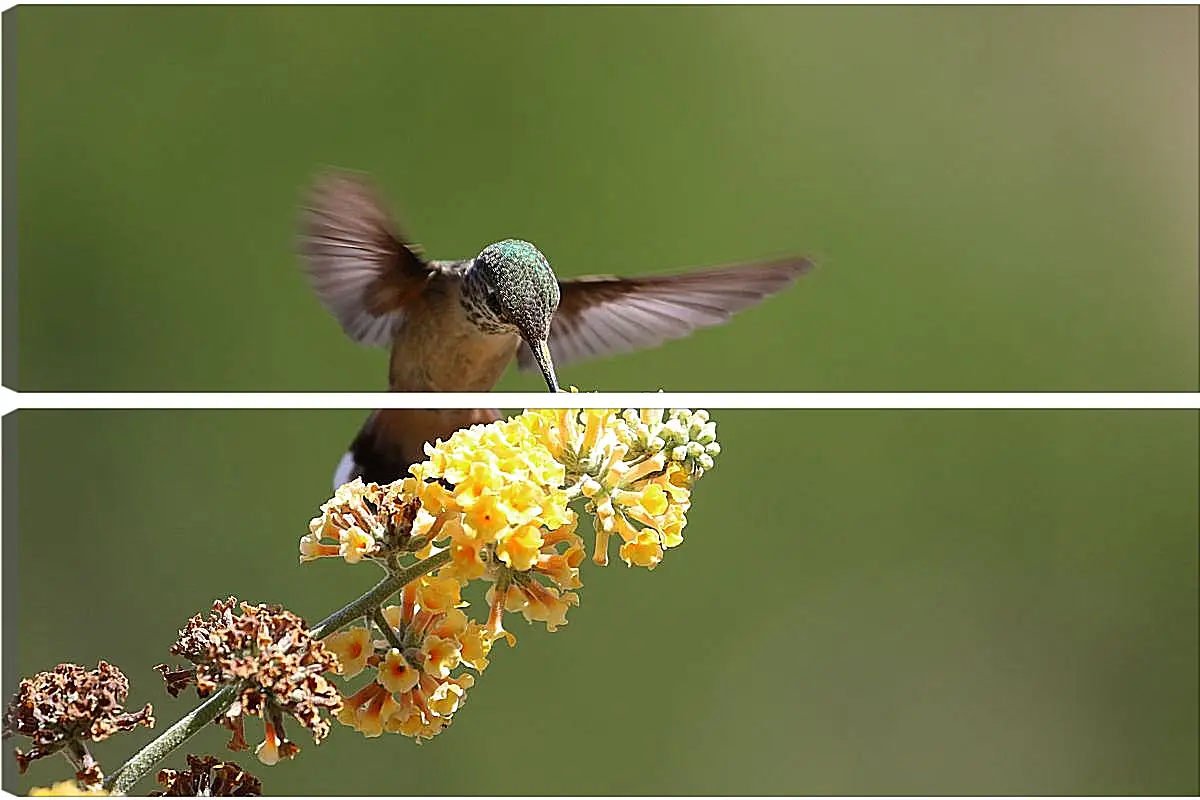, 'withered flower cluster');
151,754,262,797
2,661,154,784
154,598,342,764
